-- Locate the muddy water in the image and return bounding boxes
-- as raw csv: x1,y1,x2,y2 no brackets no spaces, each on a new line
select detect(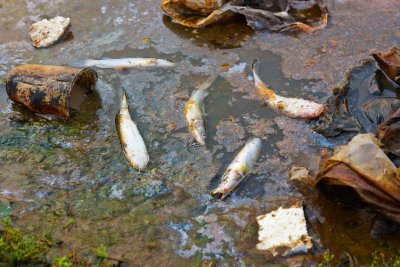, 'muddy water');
1,0,400,266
